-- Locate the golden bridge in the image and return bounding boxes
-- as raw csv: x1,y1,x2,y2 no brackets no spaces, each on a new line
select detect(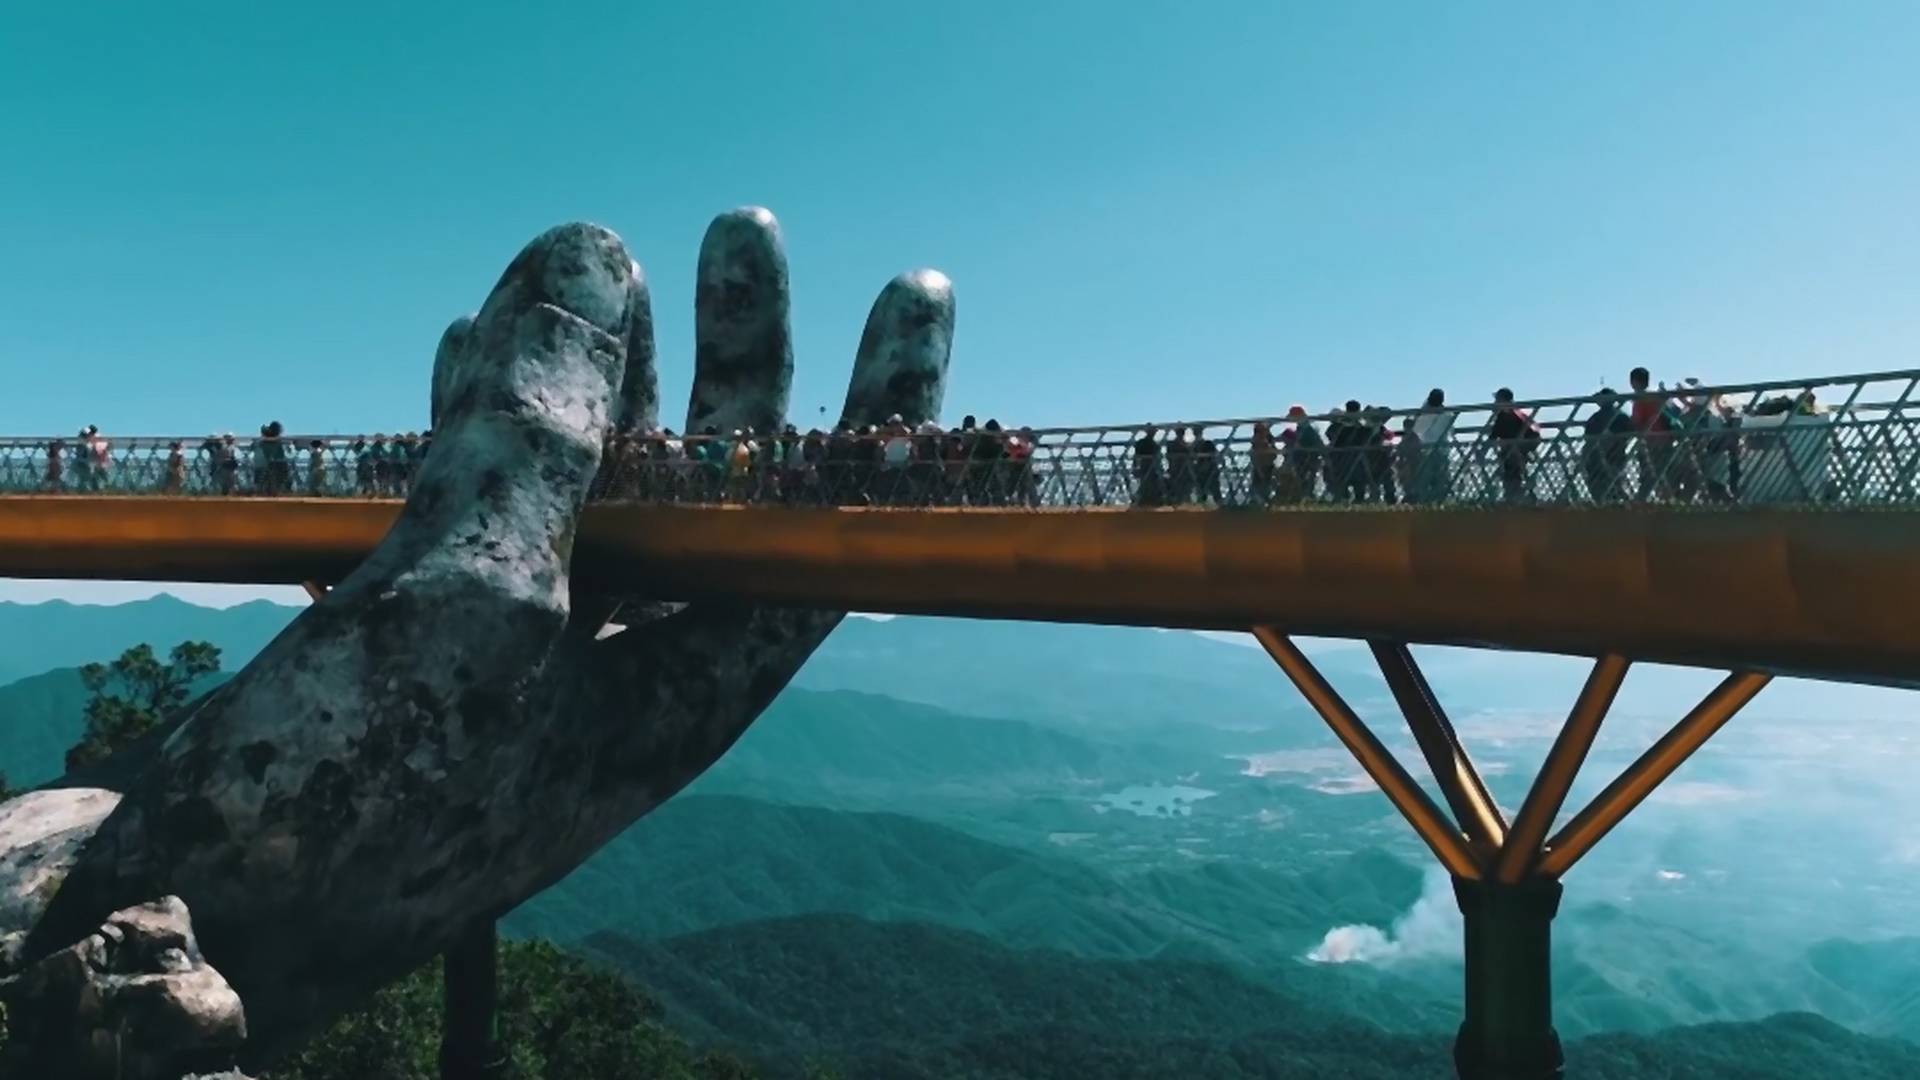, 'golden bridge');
5,367,1918,1080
